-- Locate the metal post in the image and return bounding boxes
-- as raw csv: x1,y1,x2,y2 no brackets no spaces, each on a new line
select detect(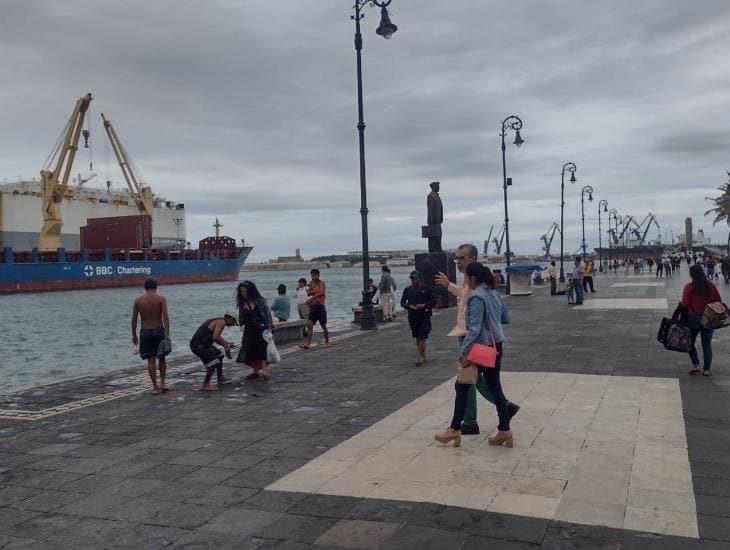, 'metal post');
501,133,511,295
499,115,523,295
580,185,593,261
559,162,577,282
598,200,608,273
353,3,374,330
